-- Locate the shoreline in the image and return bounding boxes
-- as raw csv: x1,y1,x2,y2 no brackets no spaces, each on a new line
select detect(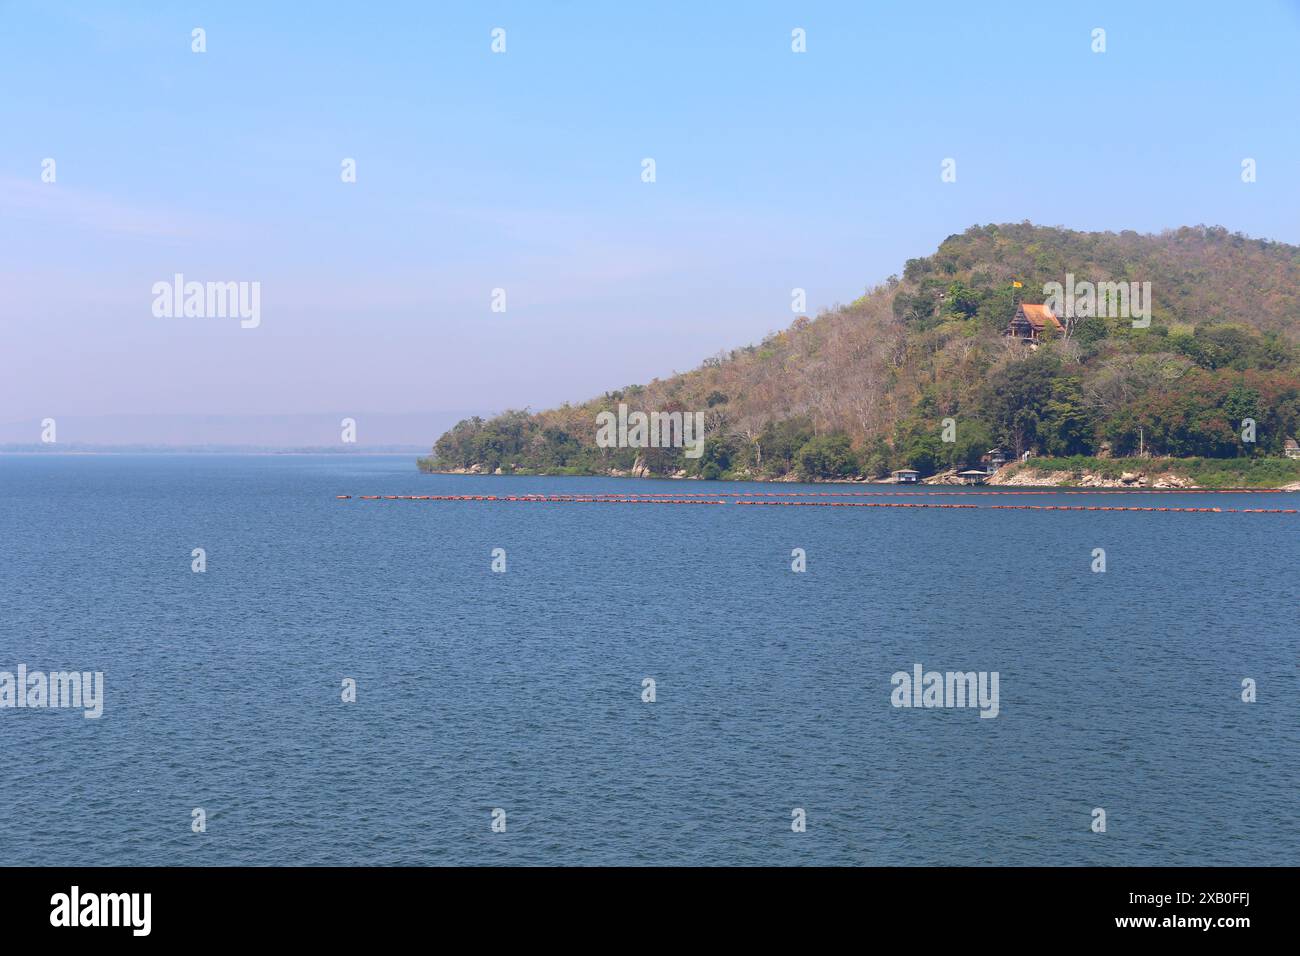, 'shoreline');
419,462,1300,491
